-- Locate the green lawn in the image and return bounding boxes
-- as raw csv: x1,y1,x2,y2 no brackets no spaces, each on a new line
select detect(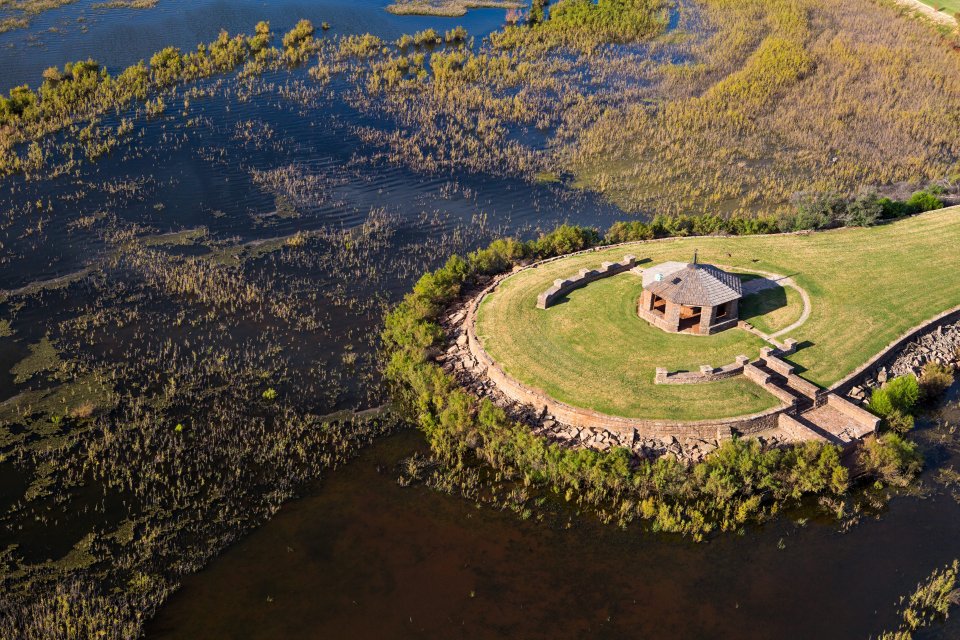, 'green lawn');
739,285,804,335
475,207,960,420
918,0,960,17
